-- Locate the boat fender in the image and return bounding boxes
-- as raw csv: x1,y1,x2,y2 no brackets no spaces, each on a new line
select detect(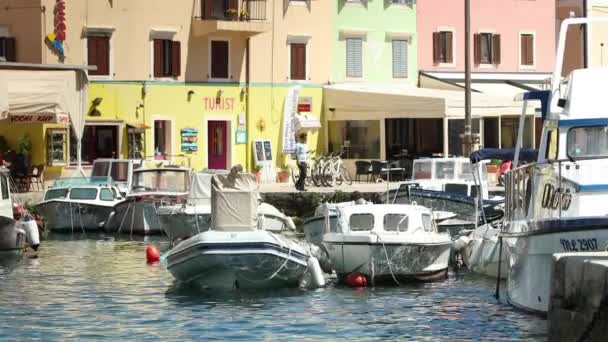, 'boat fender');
346,272,367,288
146,244,160,264
452,236,471,252
285,217,296,231
22,217,40,251
307,257,326,288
